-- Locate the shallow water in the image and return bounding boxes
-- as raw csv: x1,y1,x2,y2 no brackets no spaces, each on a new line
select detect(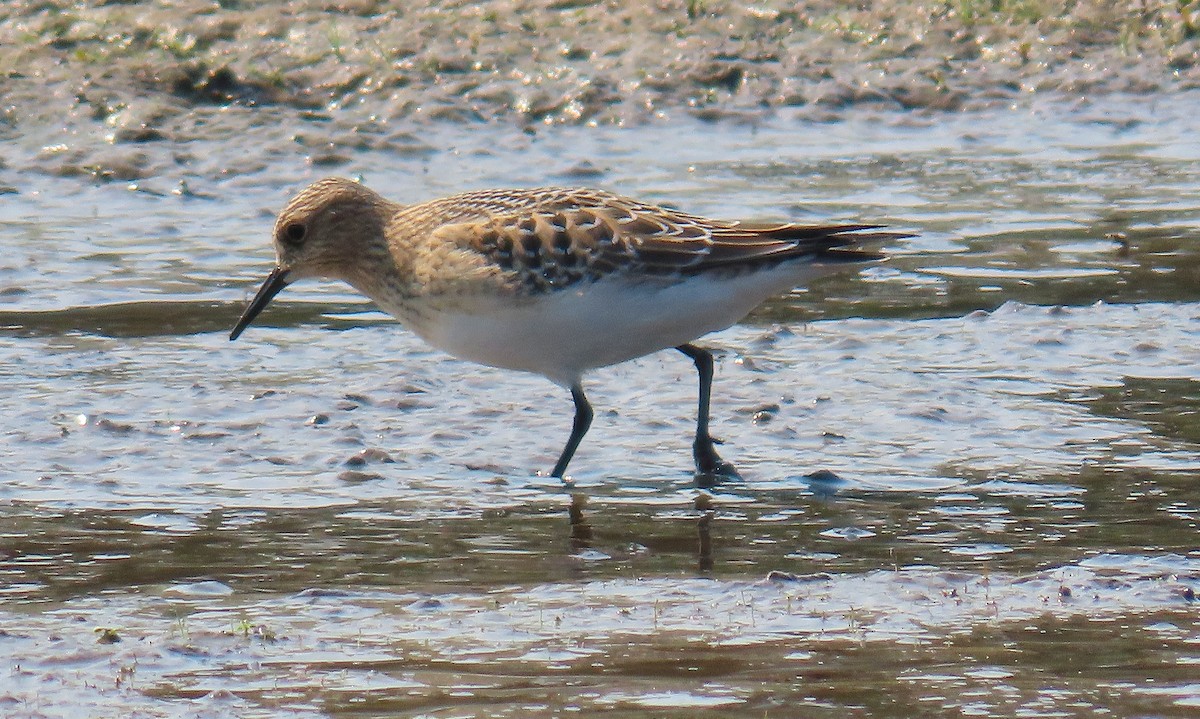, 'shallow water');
2,94,1199,717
